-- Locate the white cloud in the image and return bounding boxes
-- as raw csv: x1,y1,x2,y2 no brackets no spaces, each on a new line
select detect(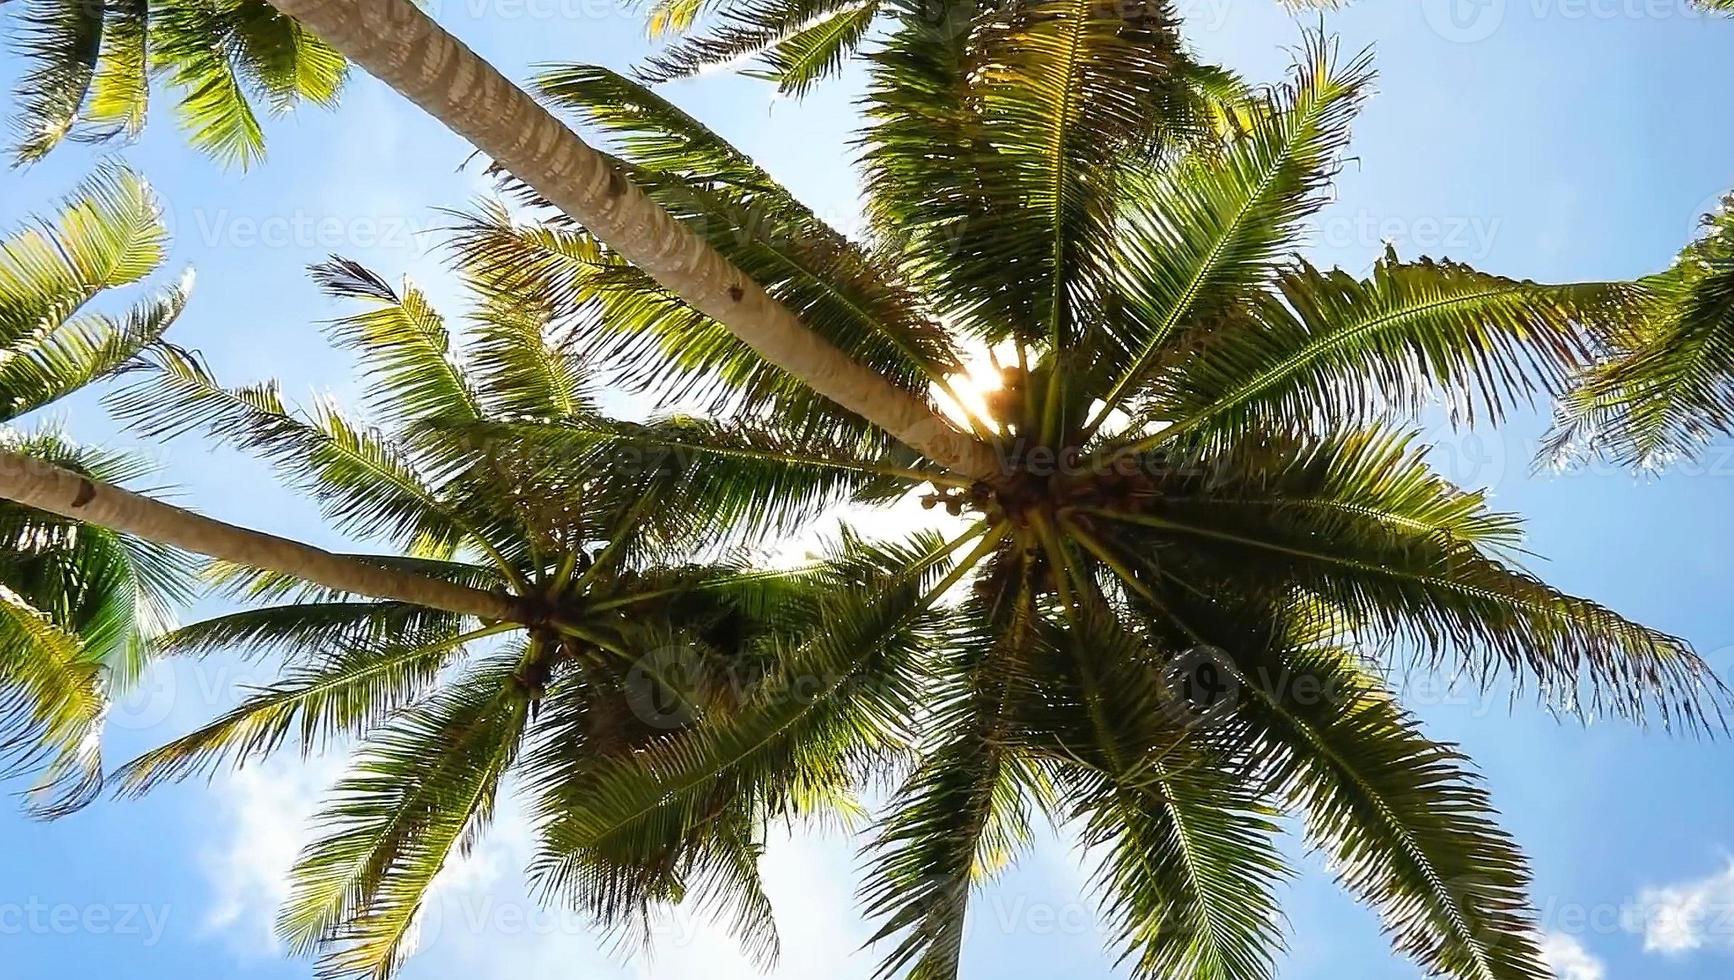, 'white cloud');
198,752,507,960
200,754,347,954
1538,932,1605,980
199,756,872,980
409,822,873,980
1629,861,1734,956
